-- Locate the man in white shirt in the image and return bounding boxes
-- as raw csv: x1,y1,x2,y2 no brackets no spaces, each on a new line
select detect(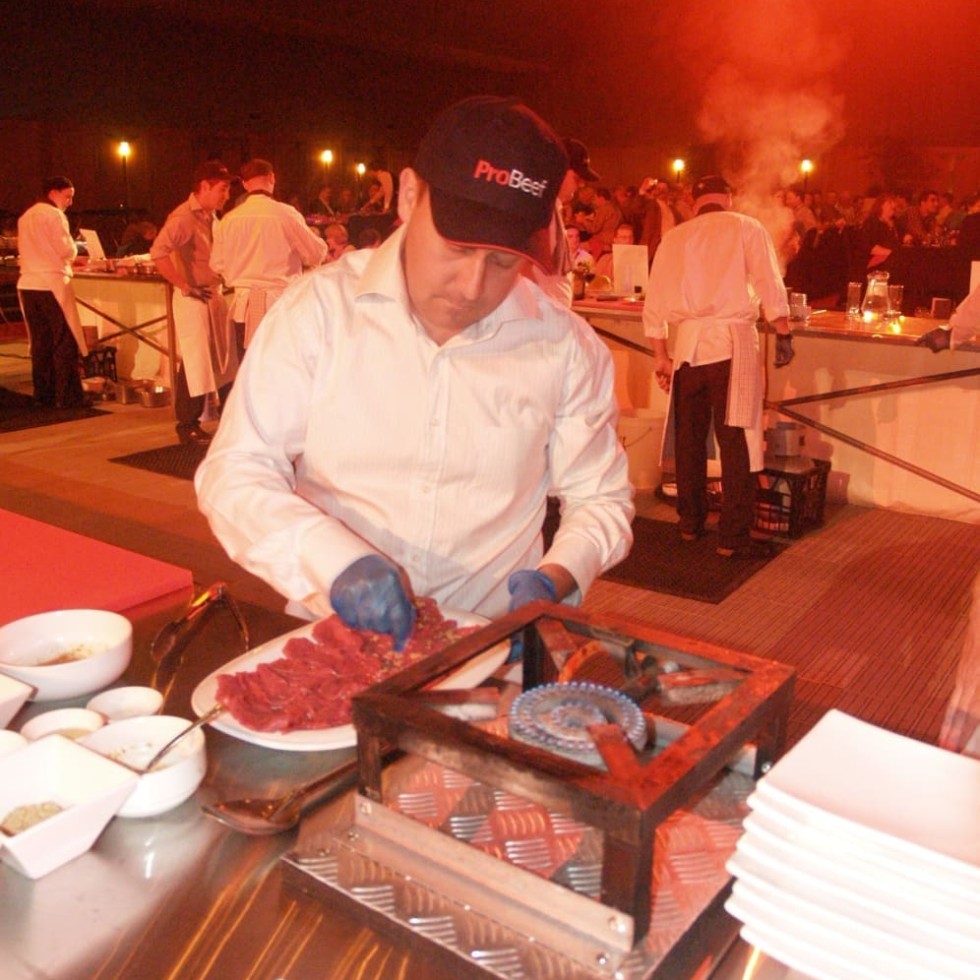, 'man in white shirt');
196,96,633,649
916,280,980,352
16,176,89,407
211,158,328,356
643,175,792,559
